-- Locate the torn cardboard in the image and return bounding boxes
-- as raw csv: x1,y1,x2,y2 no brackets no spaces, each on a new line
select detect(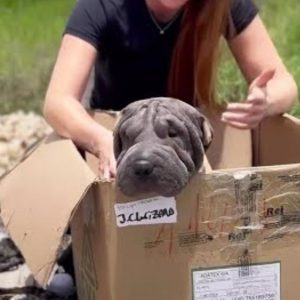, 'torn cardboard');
1,111,300,300
0,133,96,285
